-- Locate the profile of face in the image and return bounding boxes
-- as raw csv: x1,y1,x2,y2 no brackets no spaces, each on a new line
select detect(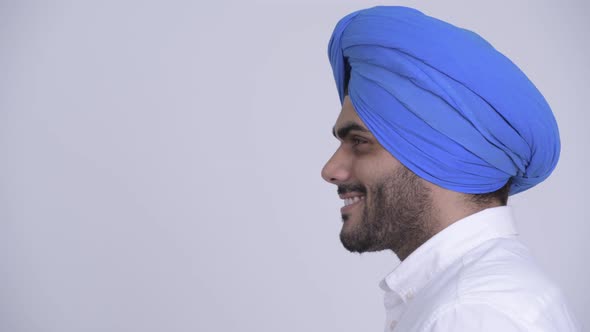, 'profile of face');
321,96,435,259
